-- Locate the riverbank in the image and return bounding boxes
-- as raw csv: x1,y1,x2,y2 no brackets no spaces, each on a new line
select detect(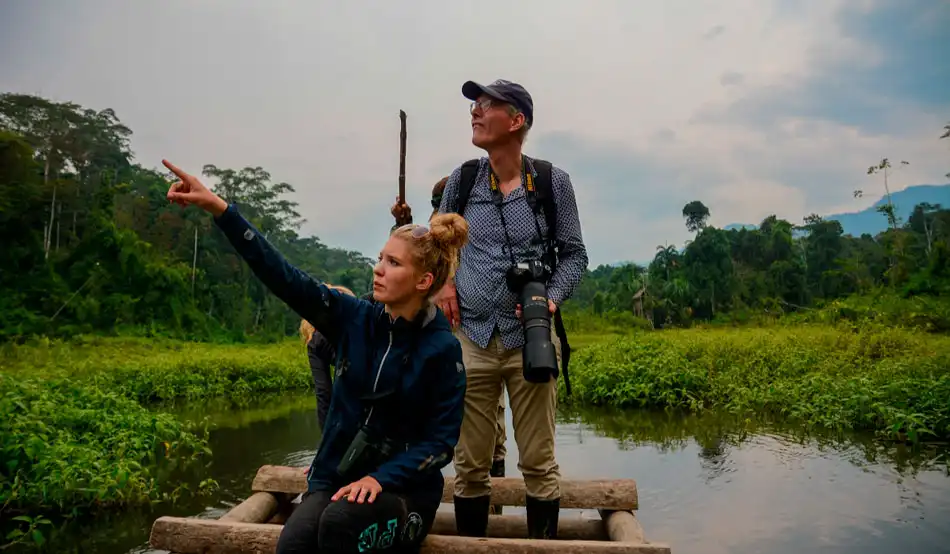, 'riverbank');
0,335,314,540
566,322,950,442
4,318,949,546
